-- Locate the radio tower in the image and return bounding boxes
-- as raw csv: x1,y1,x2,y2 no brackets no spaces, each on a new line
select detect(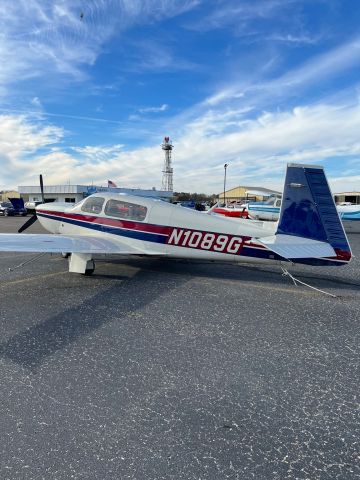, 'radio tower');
161,136,173,191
